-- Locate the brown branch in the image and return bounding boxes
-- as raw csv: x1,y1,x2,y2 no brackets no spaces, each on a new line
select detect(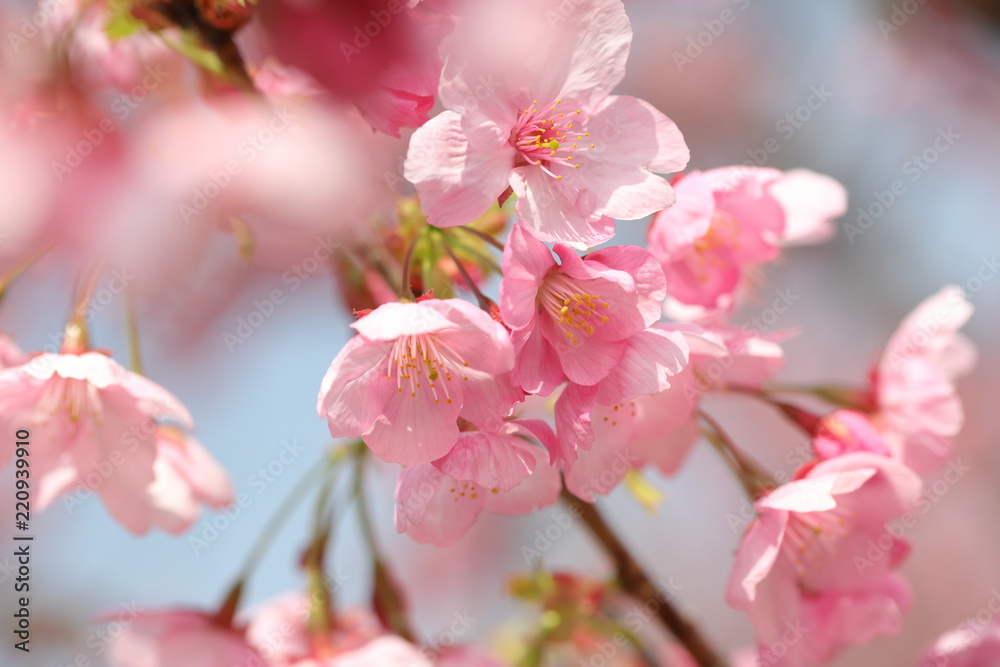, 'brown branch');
561,488,725,667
